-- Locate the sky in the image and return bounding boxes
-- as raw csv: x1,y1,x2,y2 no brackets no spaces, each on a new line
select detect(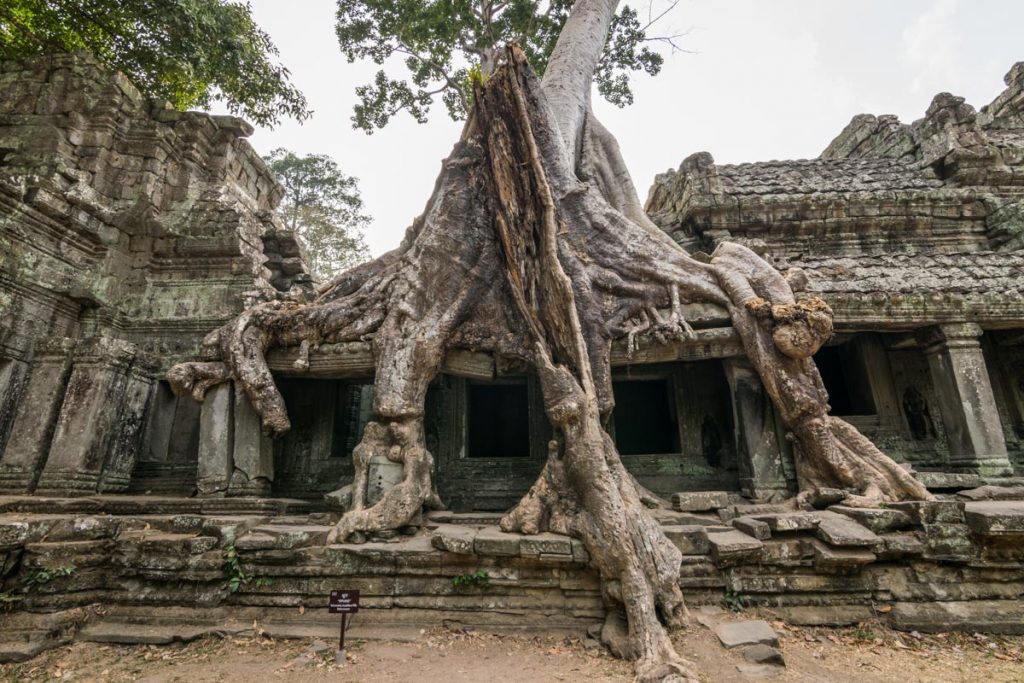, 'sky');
235,0,1024,256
